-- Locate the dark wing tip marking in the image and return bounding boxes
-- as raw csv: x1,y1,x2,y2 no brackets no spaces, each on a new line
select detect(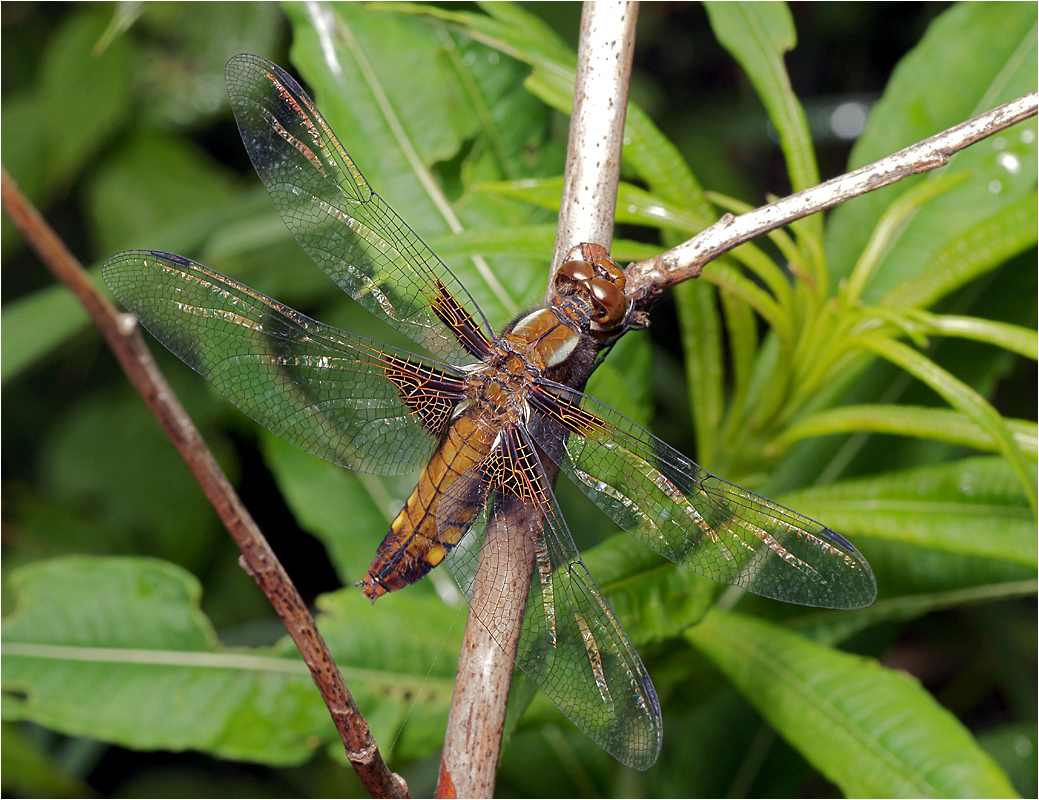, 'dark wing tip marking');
816,524,858,555
148,250,191,267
